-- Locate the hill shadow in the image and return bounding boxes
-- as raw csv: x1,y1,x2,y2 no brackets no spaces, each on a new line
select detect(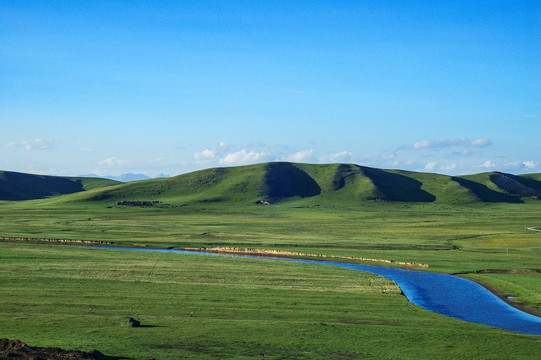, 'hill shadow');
332,164,357,191
0,171,85,200
490,172,541,197
452,177,523,203
261,162,321,202
360,167,436,202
